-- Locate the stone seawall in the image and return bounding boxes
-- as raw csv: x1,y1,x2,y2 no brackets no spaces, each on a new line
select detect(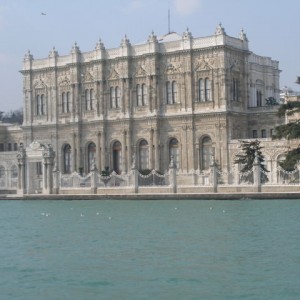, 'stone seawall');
1,192,300,201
